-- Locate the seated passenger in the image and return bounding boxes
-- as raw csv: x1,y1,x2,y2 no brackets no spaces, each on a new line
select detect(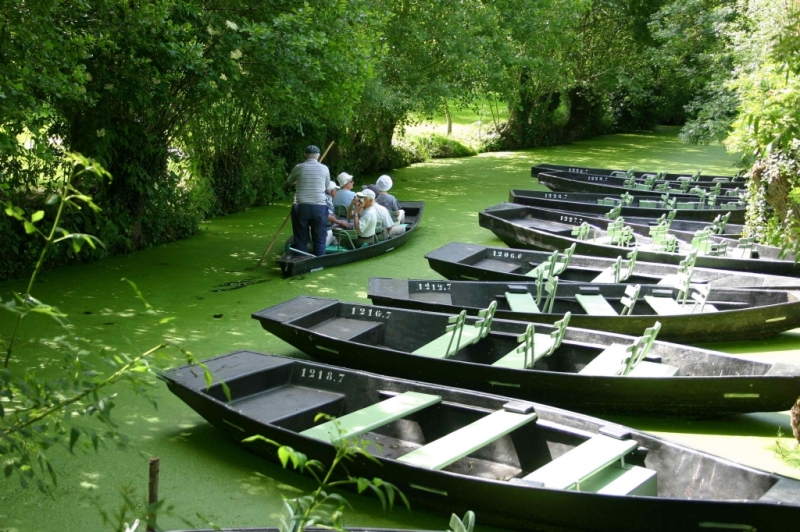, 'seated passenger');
374,200,405,238
325,182,351,246
375,175,405,224
345,189,378,248
333,172,356,210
